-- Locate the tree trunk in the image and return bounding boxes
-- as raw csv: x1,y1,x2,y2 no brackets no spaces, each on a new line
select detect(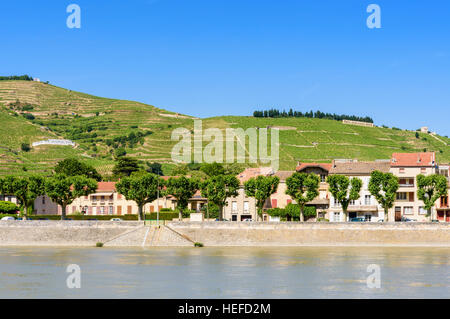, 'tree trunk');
219,205,223,221
343,209,347,222
178,208,182,221
384,207,389,222
138,205,144,221
23,205,27,220
61,204,67,220
428,208,432,222
300,206,304,222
